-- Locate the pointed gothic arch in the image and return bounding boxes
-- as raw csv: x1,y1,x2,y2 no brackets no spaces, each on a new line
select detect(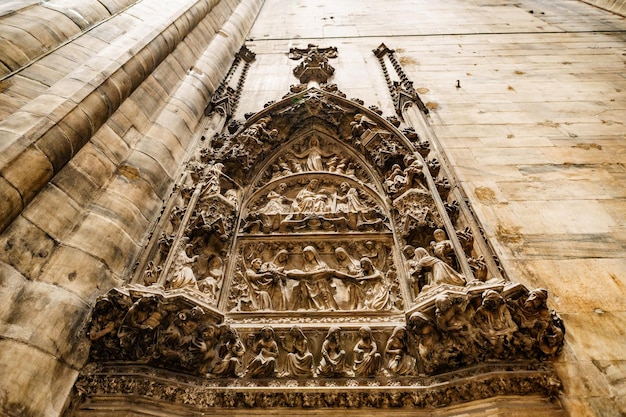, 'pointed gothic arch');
73,46,565,415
